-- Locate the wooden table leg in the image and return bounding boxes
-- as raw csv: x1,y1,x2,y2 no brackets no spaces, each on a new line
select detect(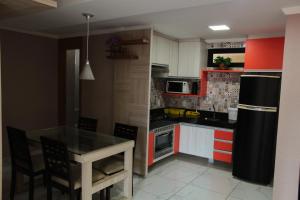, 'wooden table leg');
123,148,133,200
81,161,92,200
